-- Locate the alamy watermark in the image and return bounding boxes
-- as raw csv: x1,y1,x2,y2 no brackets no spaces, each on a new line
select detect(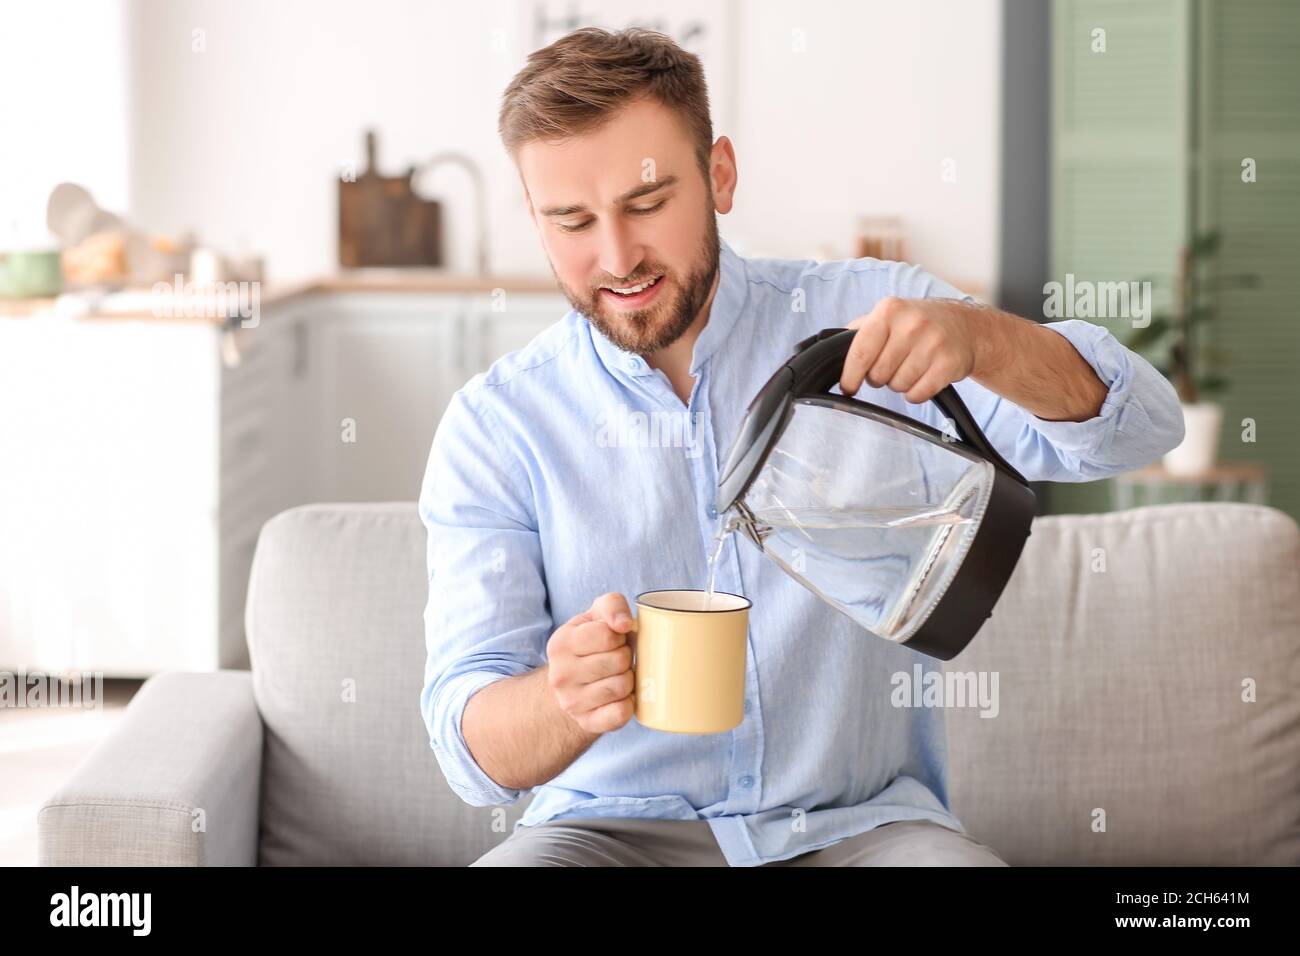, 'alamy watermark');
0,669,104,710
890,664,999,718
1042,274,1151,327
50,885,150,935
151,273,260,327
595,402,703,458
